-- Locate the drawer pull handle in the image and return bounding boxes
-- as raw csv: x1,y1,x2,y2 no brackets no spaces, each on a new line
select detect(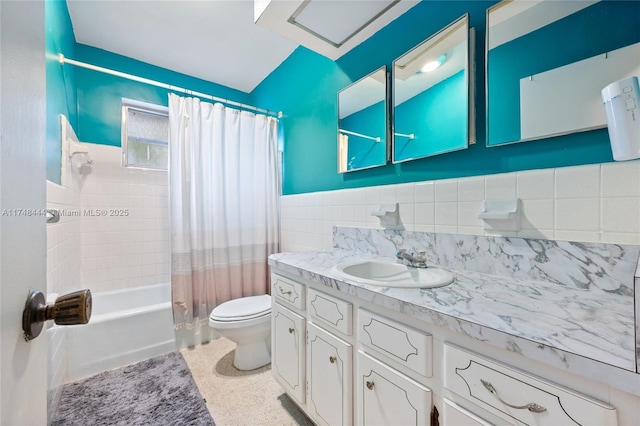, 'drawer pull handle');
288,327,295,334
278,287,292,296
481,379,547,413
366,381,374,390
329,356,337,364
